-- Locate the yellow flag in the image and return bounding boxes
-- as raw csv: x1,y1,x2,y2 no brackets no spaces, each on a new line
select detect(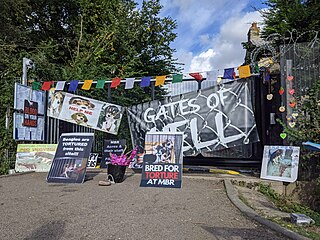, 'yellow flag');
238,65,251,78
155,75,166,86
82,80,93,90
